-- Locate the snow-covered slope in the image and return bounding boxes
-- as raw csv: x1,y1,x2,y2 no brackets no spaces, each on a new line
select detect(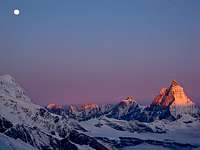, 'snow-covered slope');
79,116,200,150
0,133,37,150
0,74,70,138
